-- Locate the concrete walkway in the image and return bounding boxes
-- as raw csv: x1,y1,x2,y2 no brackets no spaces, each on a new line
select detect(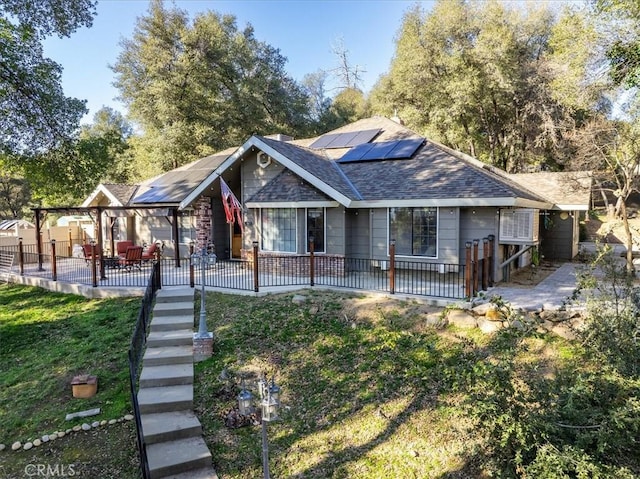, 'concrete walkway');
487,262,583,311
